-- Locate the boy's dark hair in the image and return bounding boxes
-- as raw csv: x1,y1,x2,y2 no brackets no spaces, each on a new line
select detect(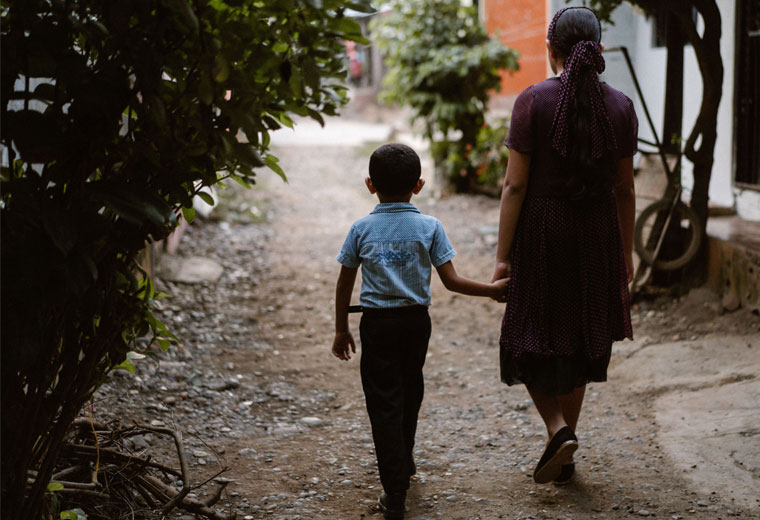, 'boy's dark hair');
369,143,421,196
